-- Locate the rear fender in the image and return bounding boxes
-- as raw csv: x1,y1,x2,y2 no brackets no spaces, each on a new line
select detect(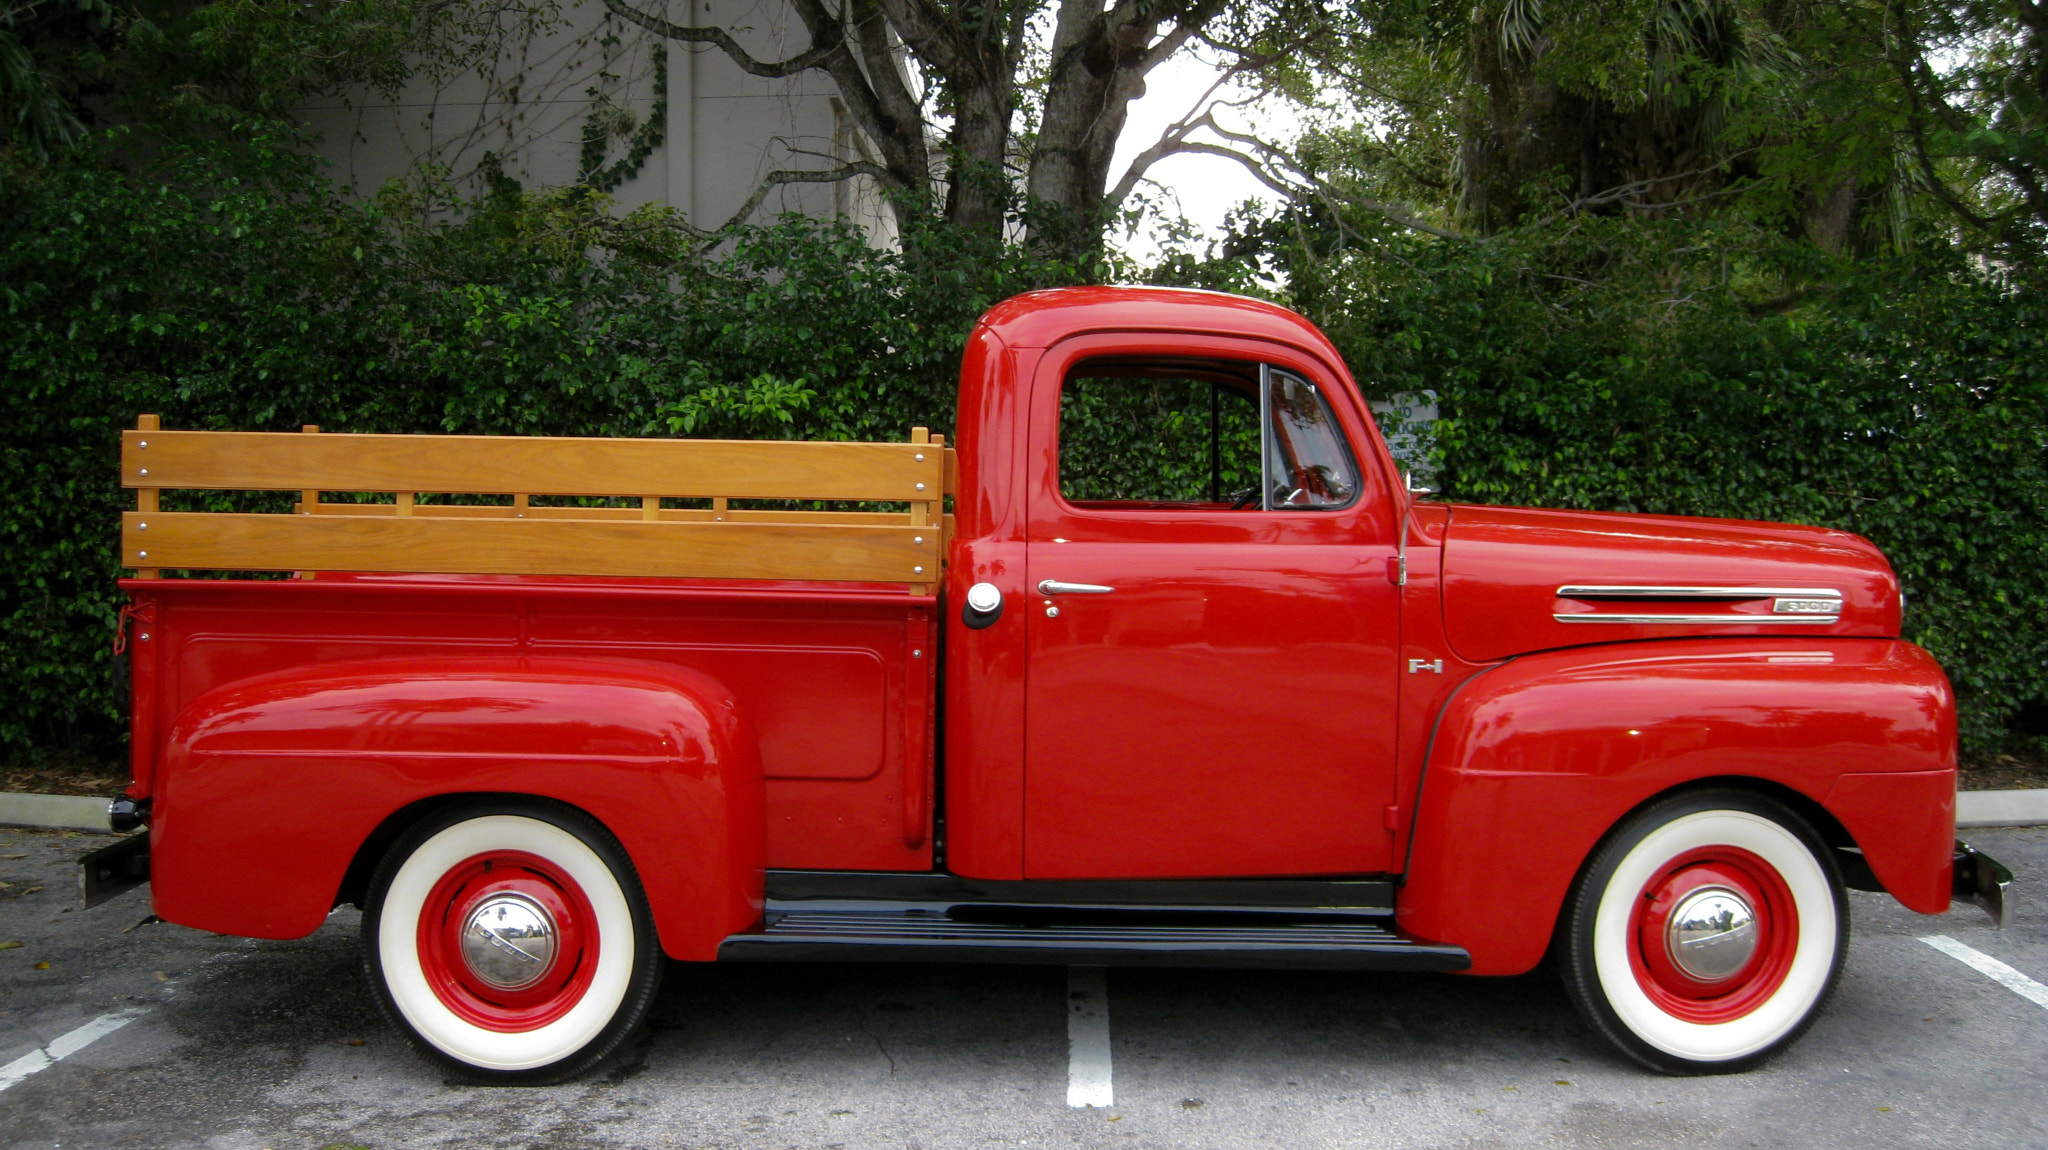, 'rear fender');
150,656,765,960
1397,639,1955,975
